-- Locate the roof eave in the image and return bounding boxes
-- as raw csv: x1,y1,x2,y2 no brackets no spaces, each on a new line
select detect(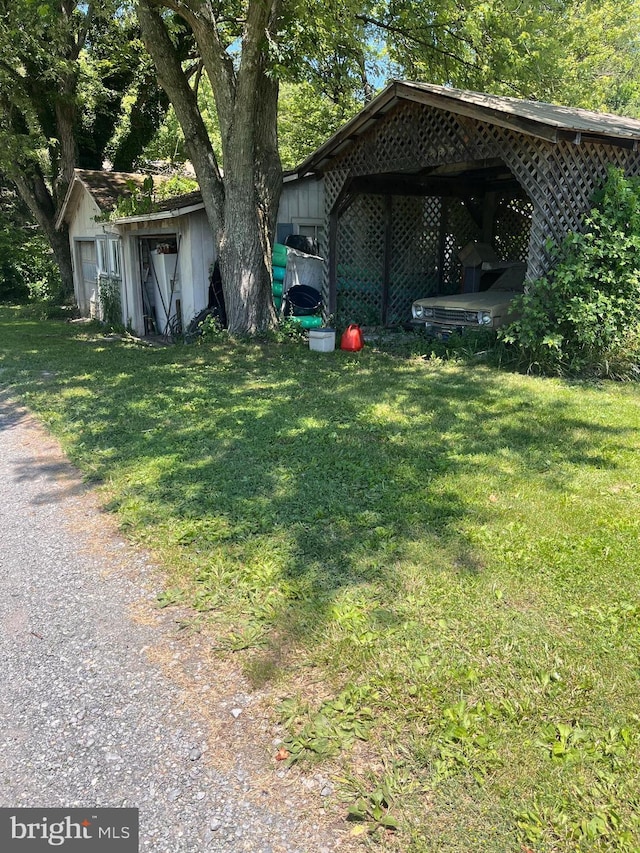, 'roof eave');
297,81,401,175
296,80,640,175
108,201,205,226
